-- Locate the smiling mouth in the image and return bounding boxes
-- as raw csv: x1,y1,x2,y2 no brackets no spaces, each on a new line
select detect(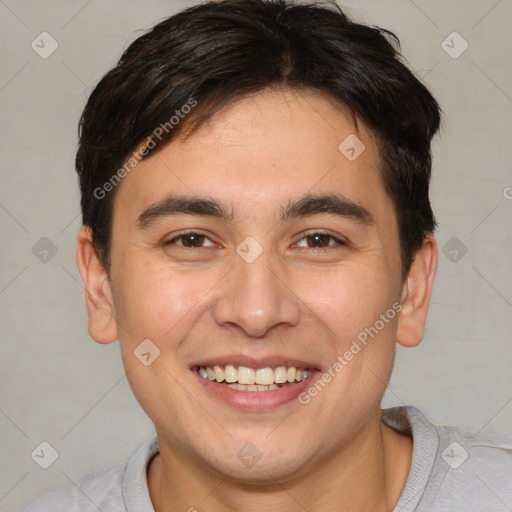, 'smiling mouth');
196,364,312,391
